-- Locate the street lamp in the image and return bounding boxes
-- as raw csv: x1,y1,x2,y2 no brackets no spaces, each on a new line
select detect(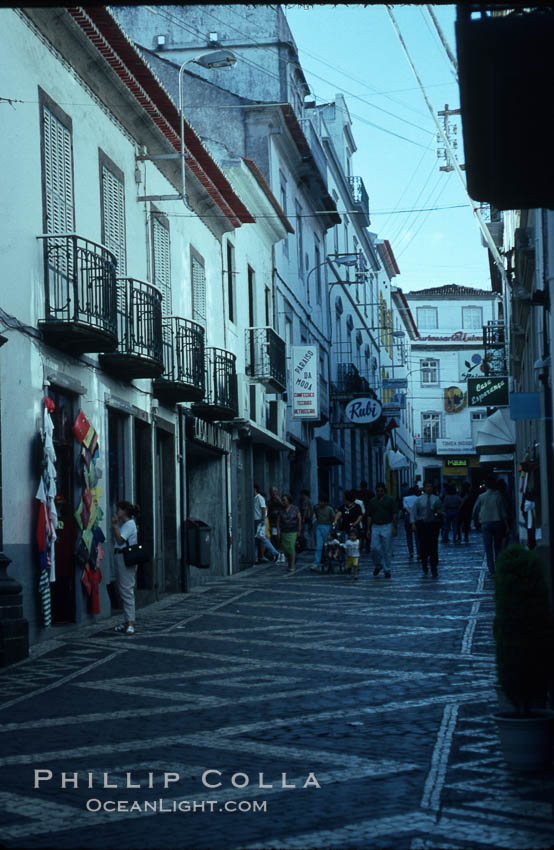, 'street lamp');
178,50,236,206
138,49,236,205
